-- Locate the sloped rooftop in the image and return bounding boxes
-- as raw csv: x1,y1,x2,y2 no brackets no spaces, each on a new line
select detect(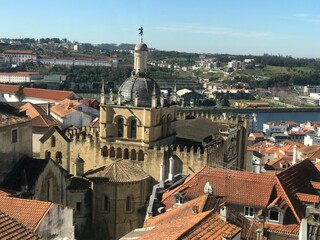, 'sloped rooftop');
0,196,53,231
85,159,150,183
0,210,42,240
123,194,241,240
